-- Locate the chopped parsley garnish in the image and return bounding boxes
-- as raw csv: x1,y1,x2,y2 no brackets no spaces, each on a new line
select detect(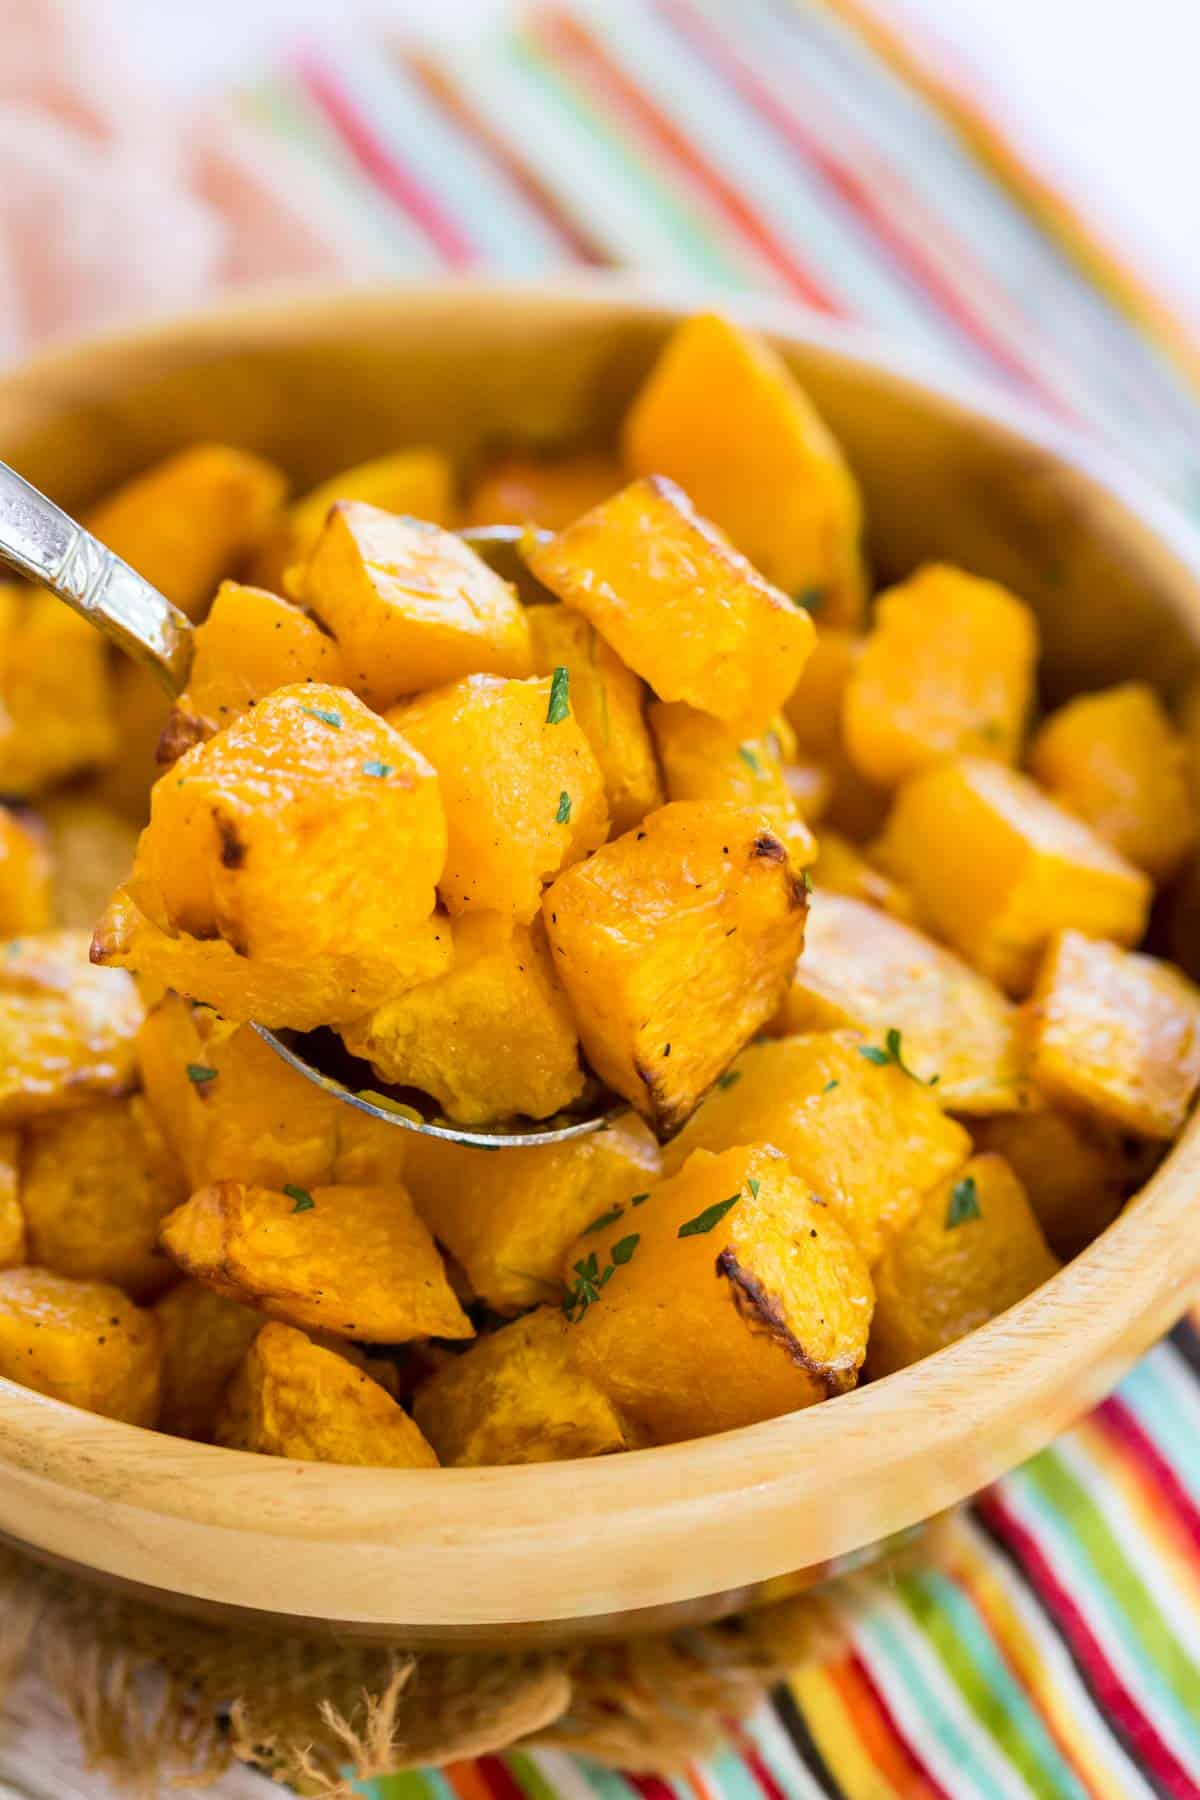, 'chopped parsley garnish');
946,1175,981,1229
737,744,761,775
822,1078,839,1094
796,585,825,613
747,1177,760,1198
556,790,572,824
563,1251,608,1321
858,1027,938,1086
546,665,570,724
629,1192,650,1208
716,1069,742,1091
582,1204,625,1236
611,1233,639,1265
678,1193,741,1238
362,759,392,779
302,706,342,728
801,869,813,892
284,1184,315,1213
185,1063,218,1085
